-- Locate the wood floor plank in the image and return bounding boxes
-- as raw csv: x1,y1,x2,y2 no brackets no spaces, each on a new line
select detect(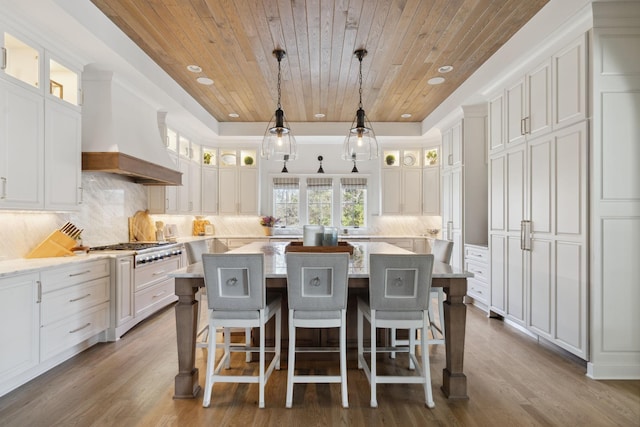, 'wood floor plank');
0,304,638,427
